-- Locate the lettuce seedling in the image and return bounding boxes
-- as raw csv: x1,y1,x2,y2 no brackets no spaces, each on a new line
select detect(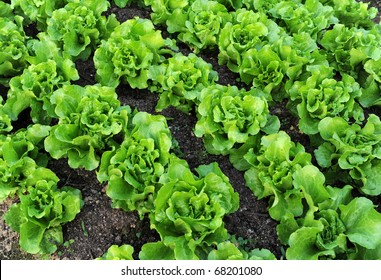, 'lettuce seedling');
98,112,172,217
149,156,239,259
195,84,279,155
44,85,130,170
4,167,82,254
150,52,218,113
